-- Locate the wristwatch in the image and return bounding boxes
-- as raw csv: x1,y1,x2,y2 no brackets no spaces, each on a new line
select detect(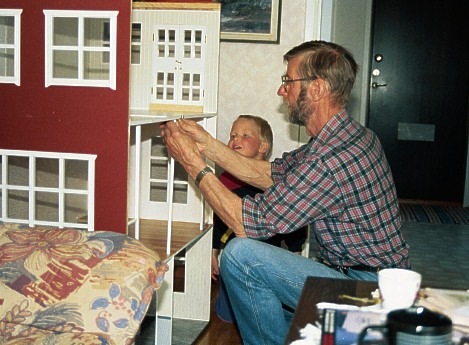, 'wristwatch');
195,166,213,187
